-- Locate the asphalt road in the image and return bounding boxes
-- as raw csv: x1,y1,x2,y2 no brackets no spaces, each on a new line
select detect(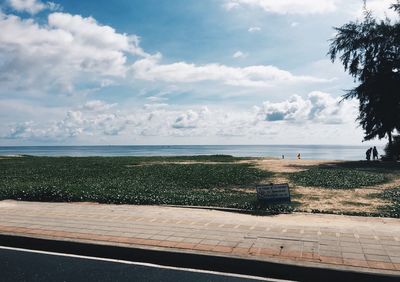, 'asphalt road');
0,247,283,282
